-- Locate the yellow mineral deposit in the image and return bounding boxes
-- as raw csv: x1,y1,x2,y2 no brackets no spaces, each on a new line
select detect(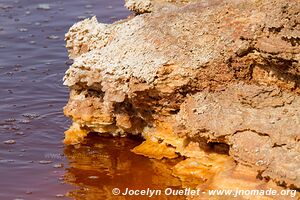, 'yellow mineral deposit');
172,155,235,187
64,122,88,145
132,139,178,159
194,164,298,200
